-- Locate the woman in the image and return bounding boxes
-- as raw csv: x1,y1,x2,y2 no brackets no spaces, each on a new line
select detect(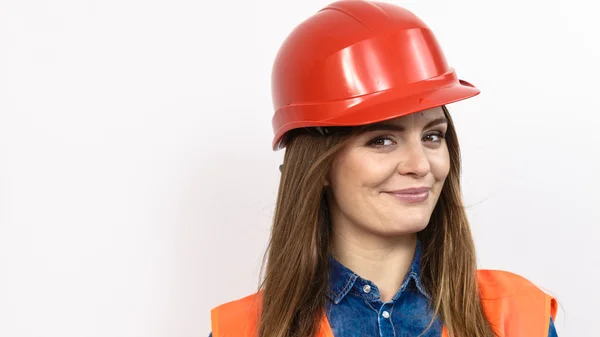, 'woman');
210,1,558,336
